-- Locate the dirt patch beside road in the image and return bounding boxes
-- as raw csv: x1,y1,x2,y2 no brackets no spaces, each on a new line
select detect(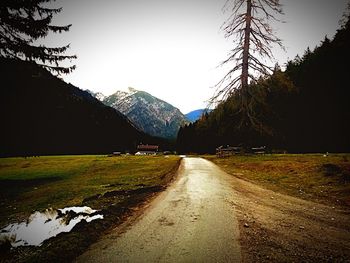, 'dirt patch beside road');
226,173,350,262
